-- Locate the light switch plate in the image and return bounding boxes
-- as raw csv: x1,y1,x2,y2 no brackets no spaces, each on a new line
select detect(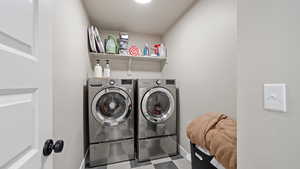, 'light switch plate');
264,84,287,112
